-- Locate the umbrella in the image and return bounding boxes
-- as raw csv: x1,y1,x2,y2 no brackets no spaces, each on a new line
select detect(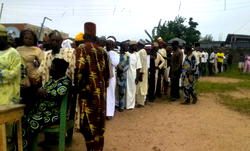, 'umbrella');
168,37,186,45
